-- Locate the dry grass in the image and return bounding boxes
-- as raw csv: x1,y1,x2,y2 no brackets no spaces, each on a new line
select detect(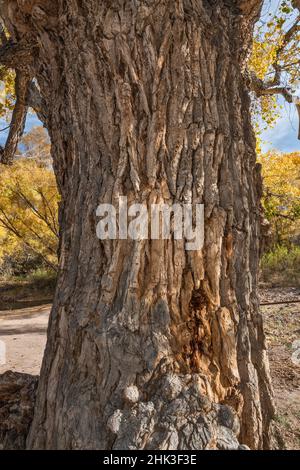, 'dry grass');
260,245,300,288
